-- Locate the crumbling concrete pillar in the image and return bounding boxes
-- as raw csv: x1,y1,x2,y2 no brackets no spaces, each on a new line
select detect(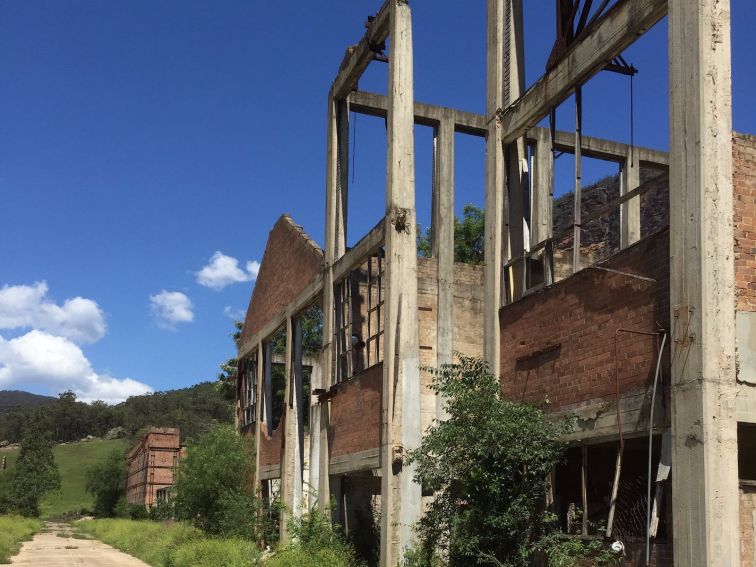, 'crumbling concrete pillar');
668,1,740,565
380,1,422,565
